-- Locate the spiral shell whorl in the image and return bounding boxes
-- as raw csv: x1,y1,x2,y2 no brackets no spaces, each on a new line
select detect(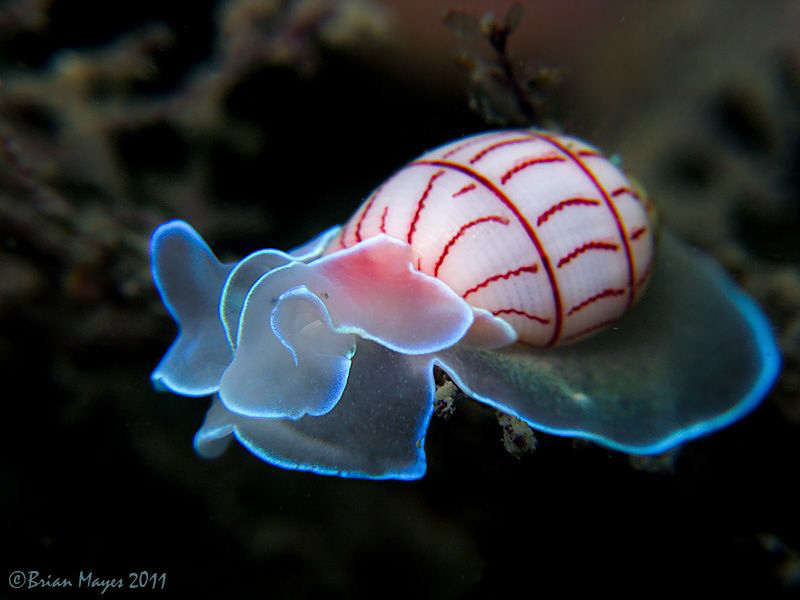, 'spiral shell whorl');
334,130,655,346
